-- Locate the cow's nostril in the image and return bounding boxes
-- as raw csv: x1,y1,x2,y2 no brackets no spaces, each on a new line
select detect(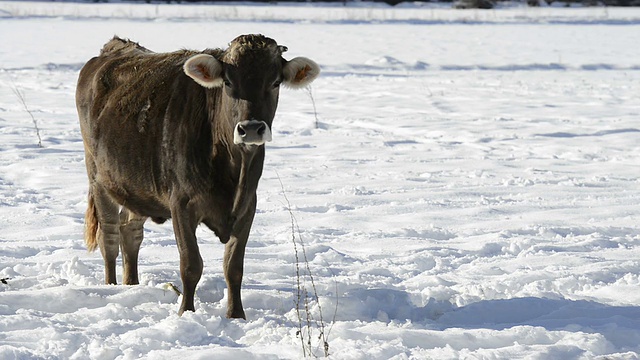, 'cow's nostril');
257,124,266,136
234,120,271,145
